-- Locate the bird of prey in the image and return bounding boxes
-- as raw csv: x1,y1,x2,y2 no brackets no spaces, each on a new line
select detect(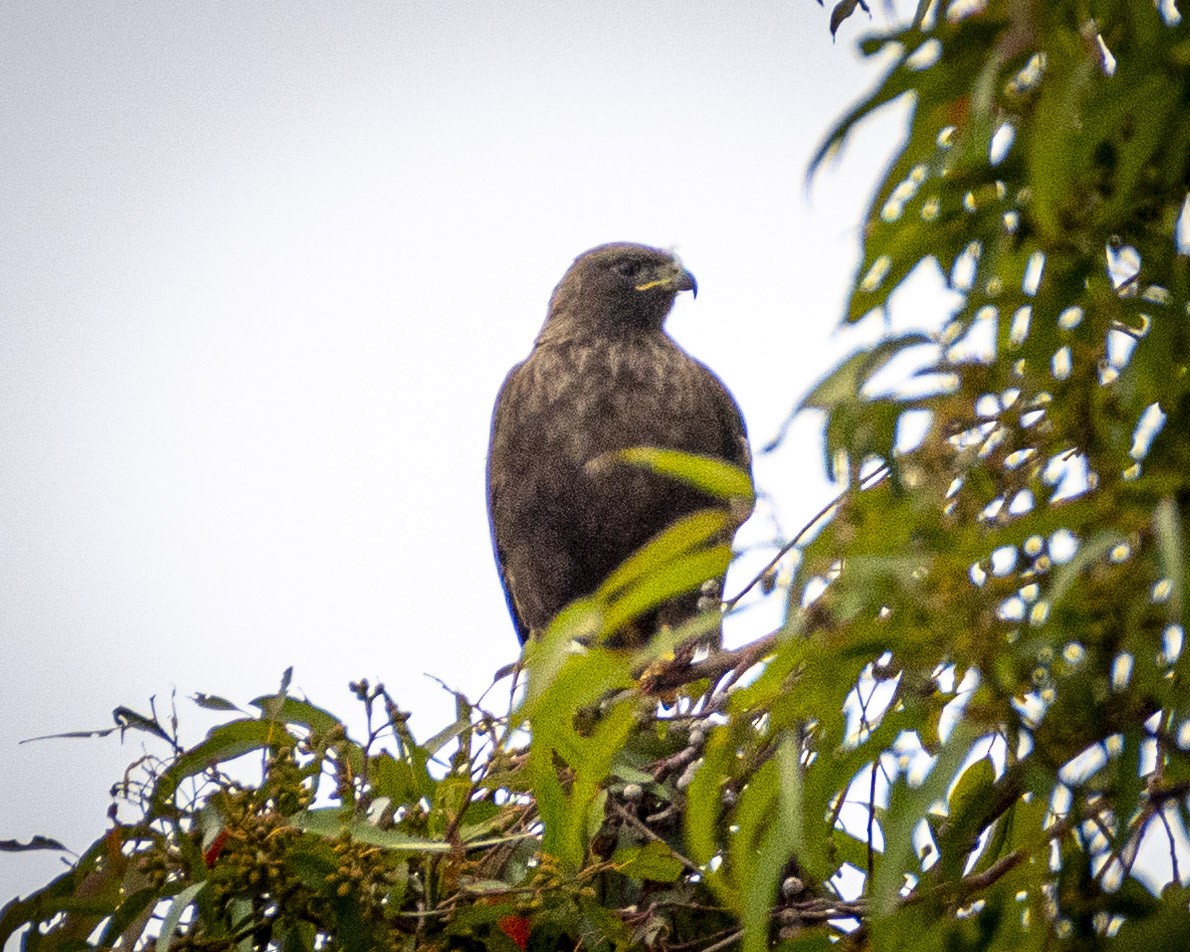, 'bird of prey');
486,242,751,647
